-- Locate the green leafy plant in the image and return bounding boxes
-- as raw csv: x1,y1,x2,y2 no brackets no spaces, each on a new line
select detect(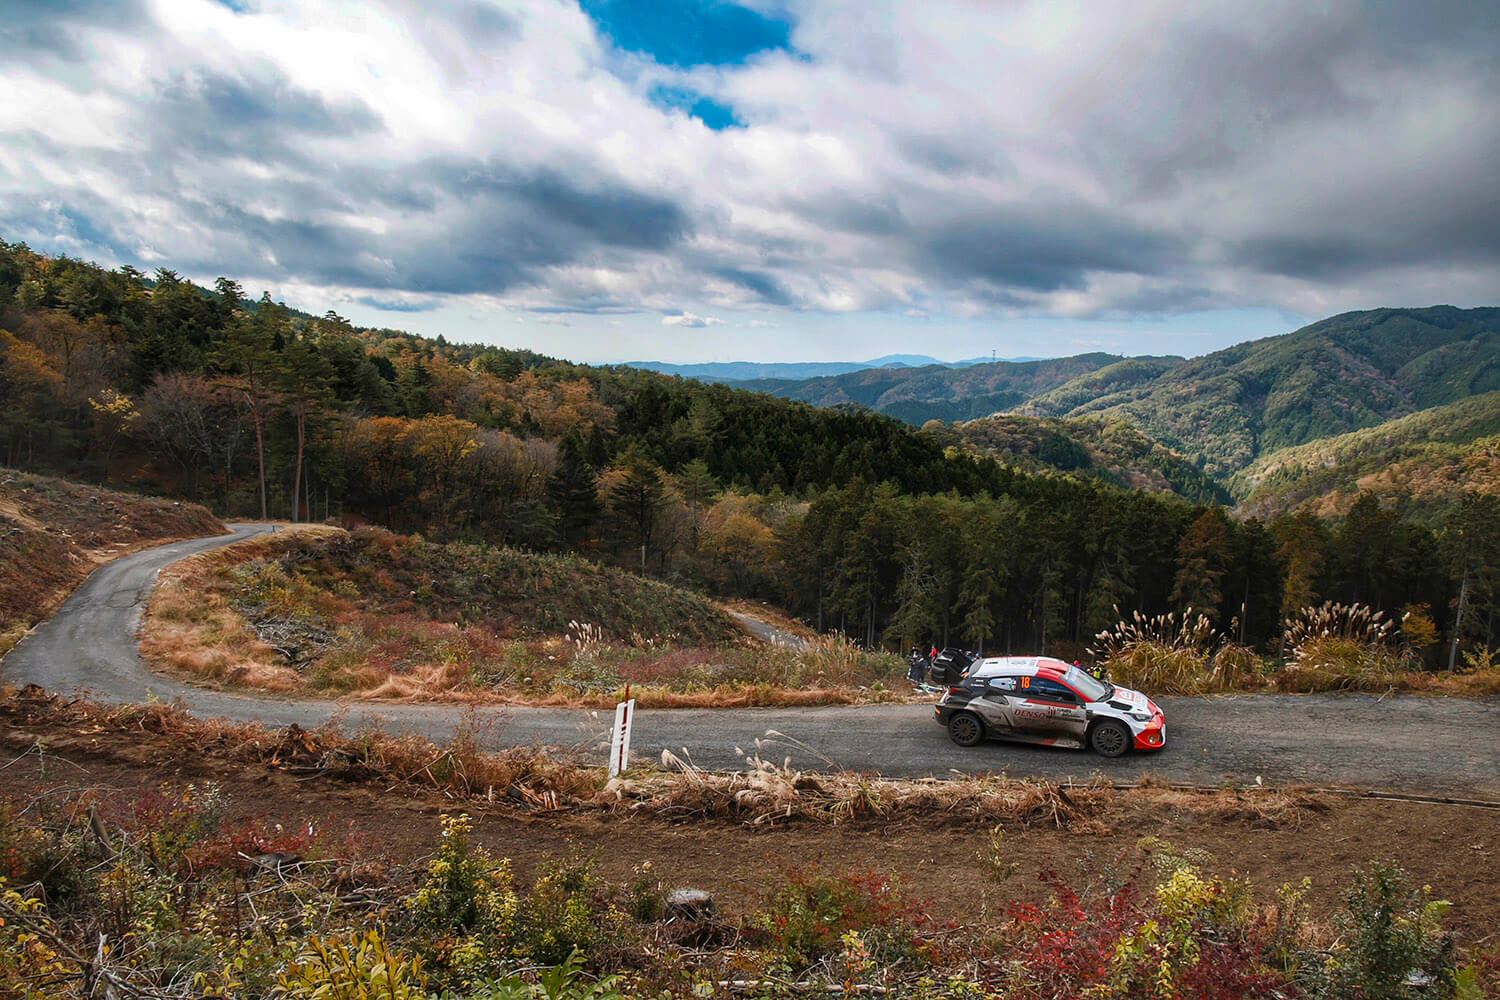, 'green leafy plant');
1309,861,1457,1000
464,949,625,1000
278,929,428,1000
